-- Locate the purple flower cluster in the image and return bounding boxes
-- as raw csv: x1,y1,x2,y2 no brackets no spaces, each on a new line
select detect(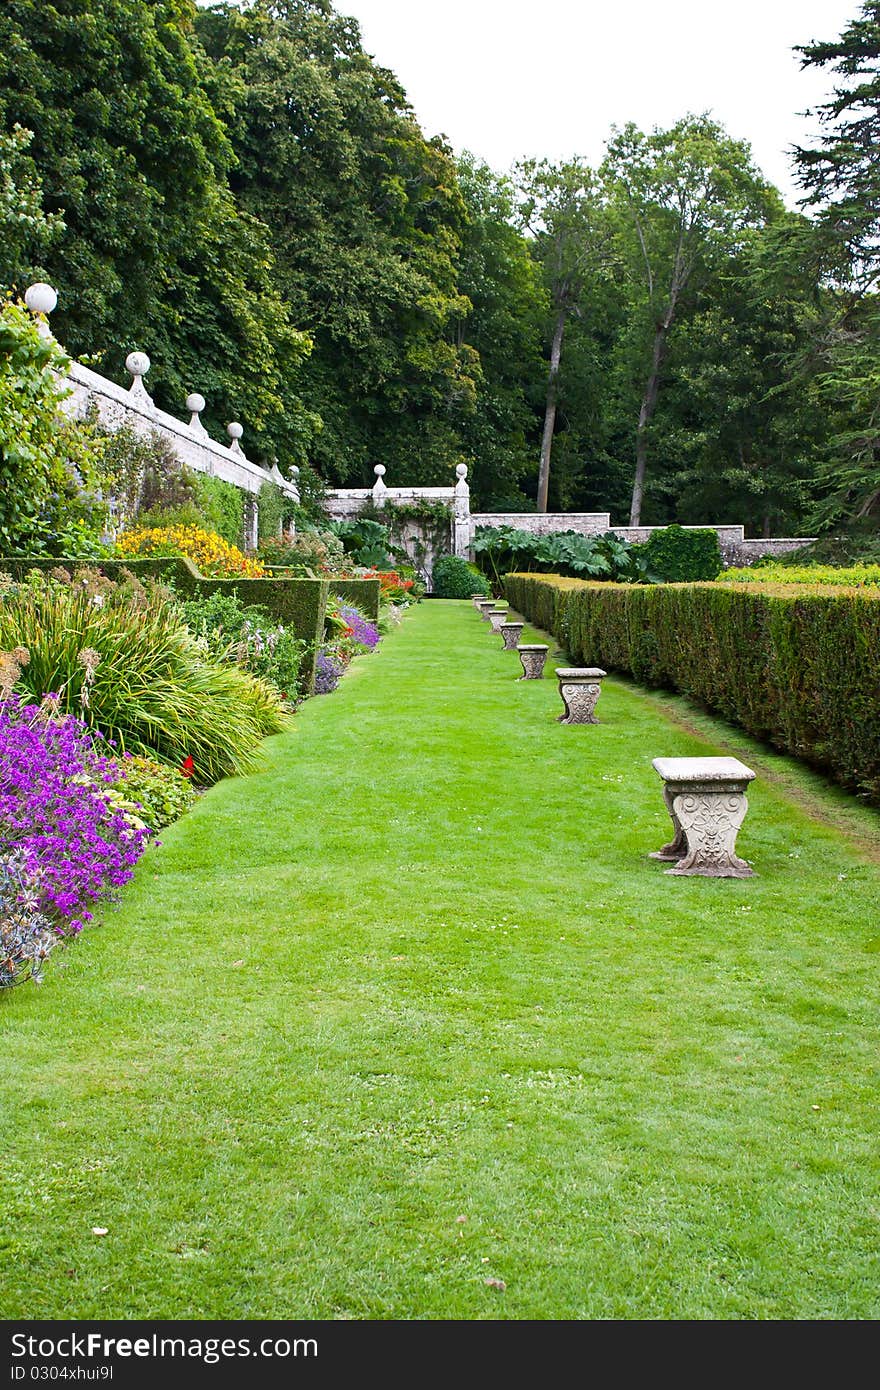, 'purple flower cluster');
0,698,153,935
339,605,381,650
314,650,345,694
